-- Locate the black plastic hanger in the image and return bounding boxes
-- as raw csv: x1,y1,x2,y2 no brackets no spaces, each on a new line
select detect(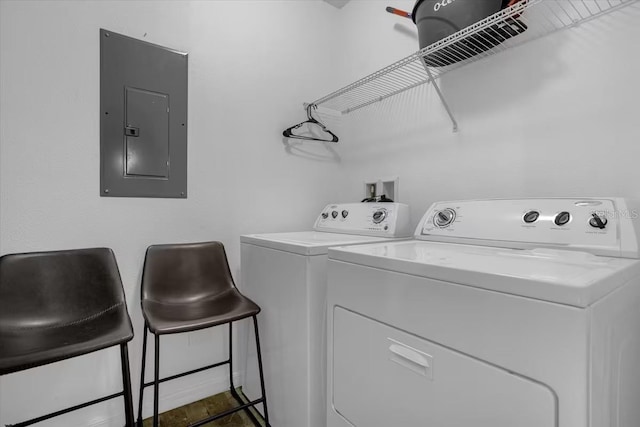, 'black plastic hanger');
283,104,339,143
